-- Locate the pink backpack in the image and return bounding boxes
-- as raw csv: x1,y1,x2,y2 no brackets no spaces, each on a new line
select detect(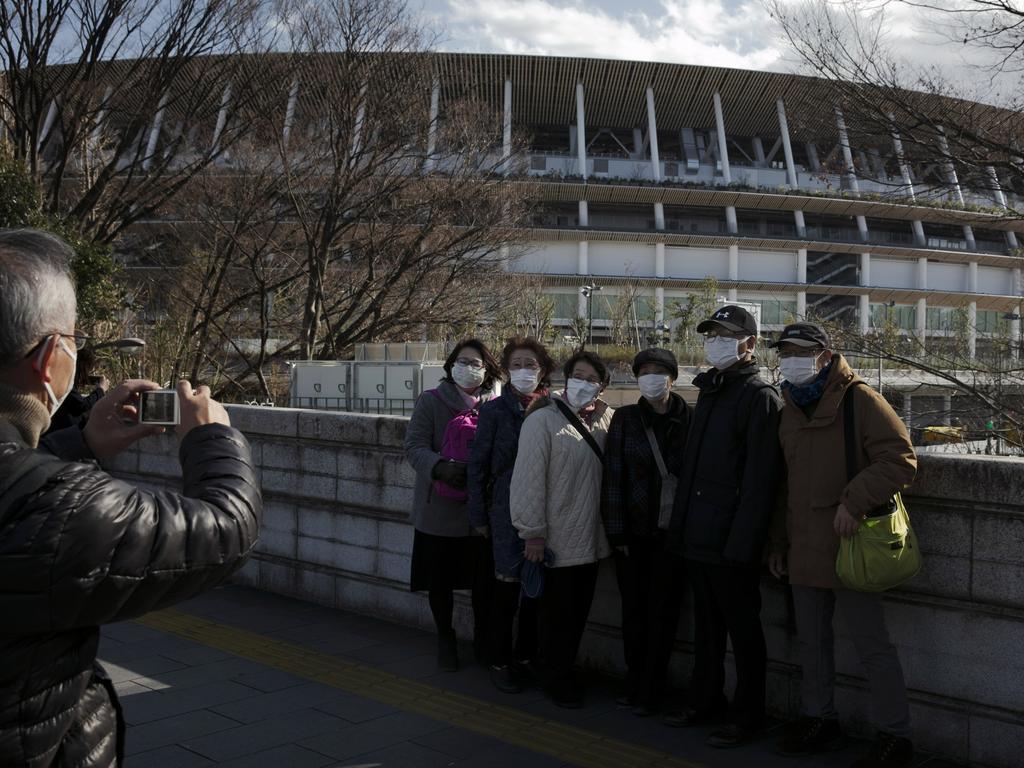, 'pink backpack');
428,389,479,501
